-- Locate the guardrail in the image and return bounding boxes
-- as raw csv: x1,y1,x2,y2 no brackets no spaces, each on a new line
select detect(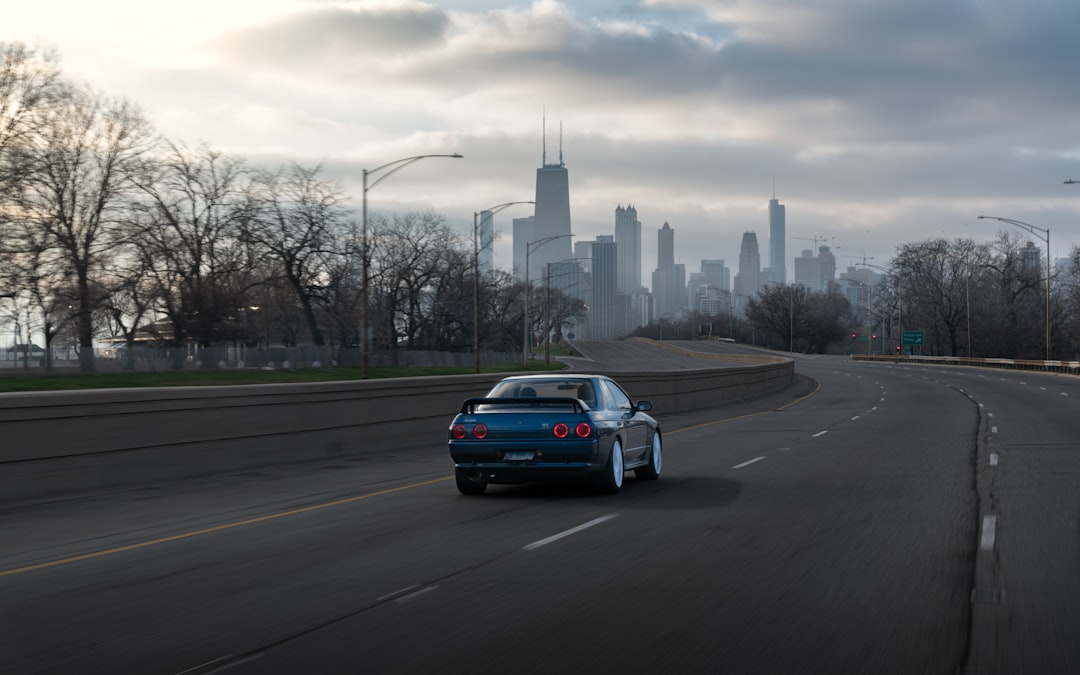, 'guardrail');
850,353,1080,374
0,356,793,505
